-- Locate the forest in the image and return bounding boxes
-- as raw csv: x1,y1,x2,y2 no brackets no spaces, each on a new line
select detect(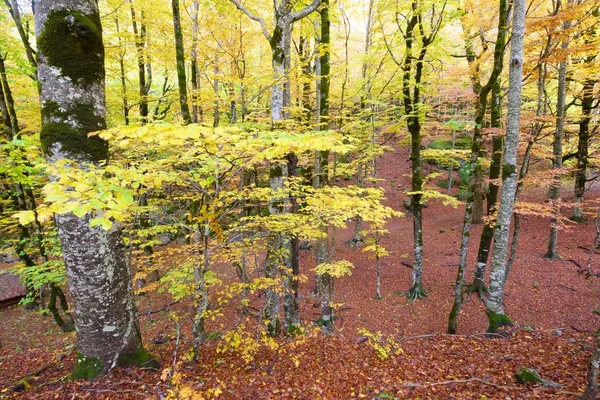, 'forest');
0,0,599,398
